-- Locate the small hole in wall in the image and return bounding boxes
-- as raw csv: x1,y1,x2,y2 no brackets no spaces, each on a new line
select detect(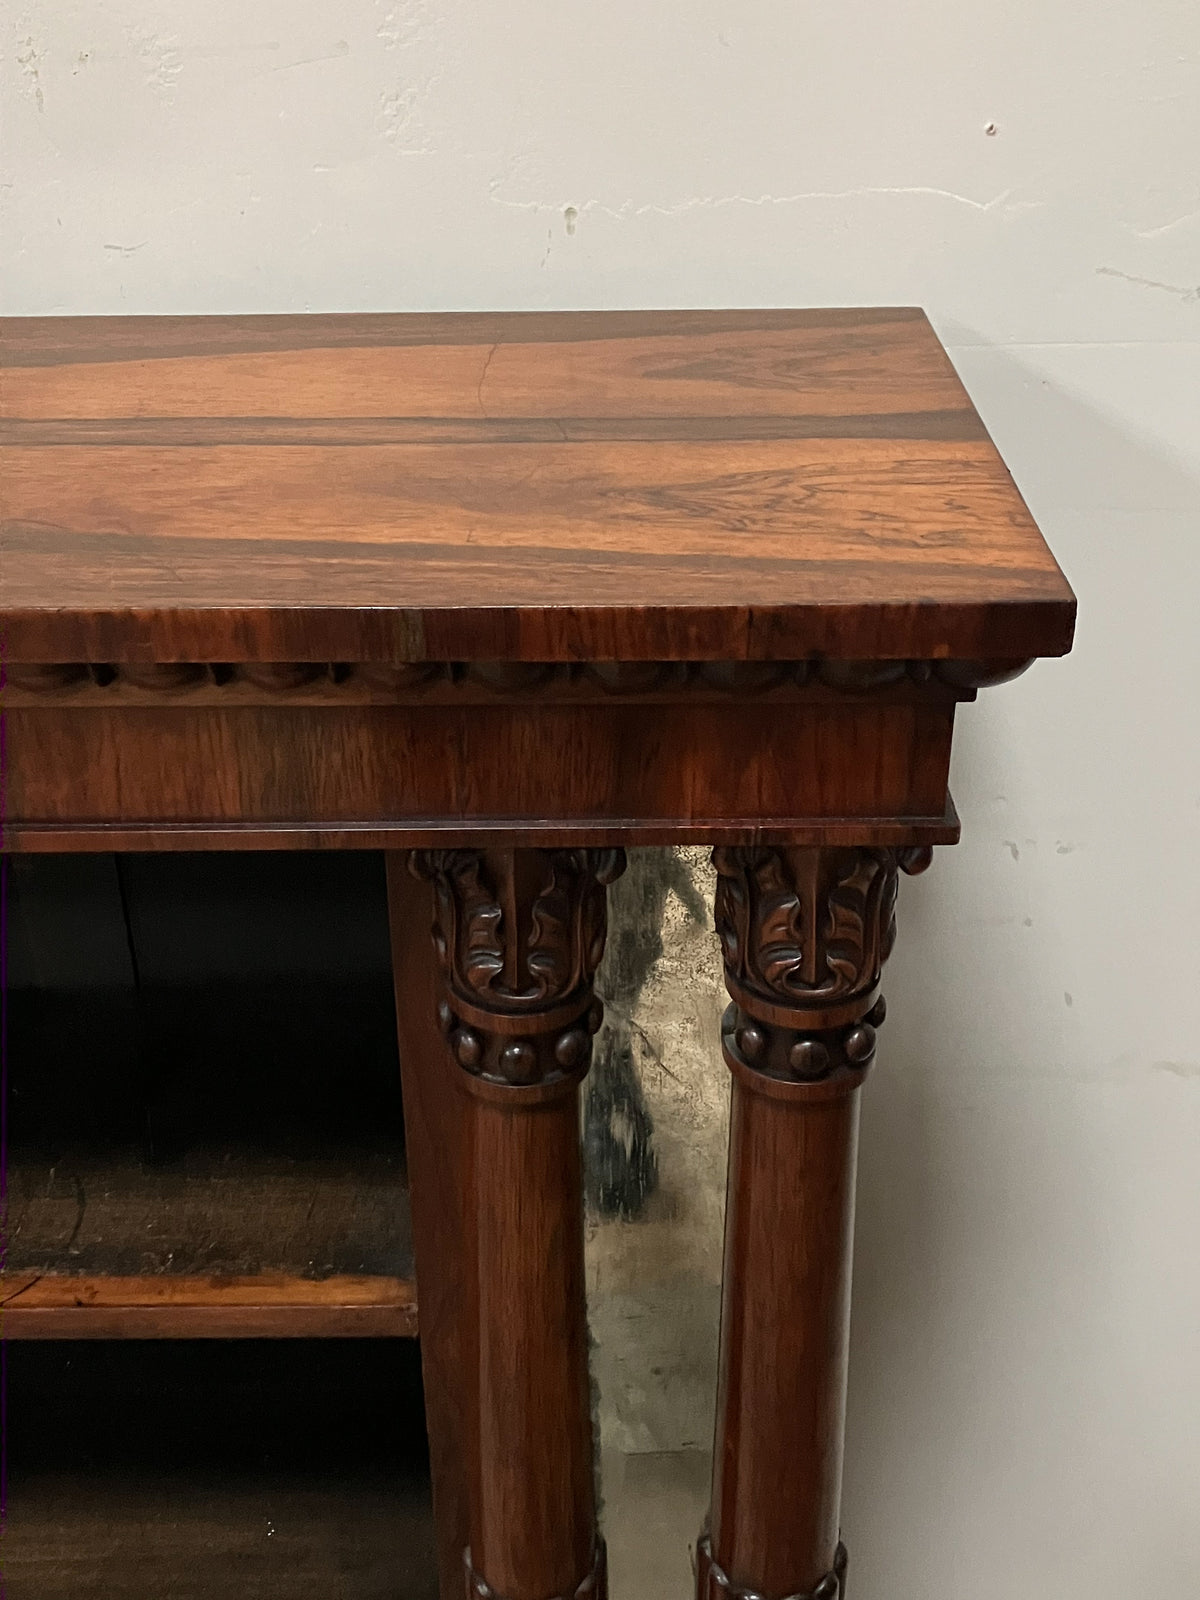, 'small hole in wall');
984,121,998,136
564,205,578,236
